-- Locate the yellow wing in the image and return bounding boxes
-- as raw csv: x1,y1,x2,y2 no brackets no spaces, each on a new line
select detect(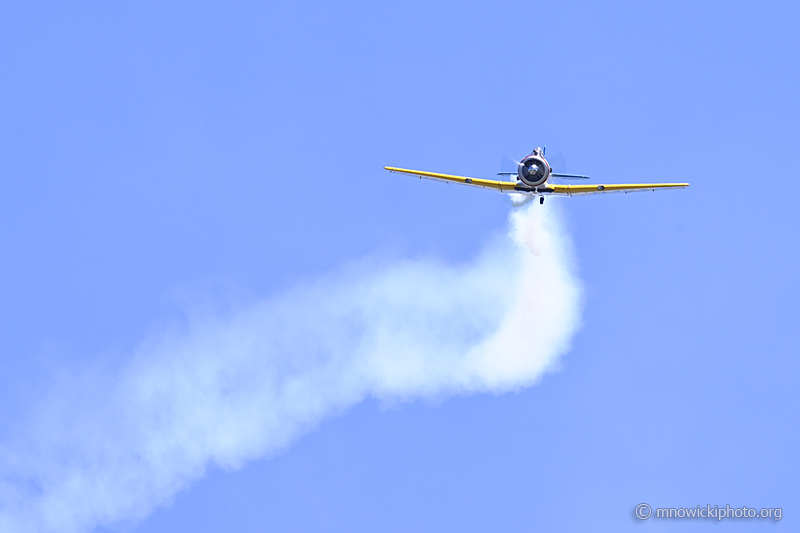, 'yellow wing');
550,183,689,195
384,166,518,193
385,166,690,196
